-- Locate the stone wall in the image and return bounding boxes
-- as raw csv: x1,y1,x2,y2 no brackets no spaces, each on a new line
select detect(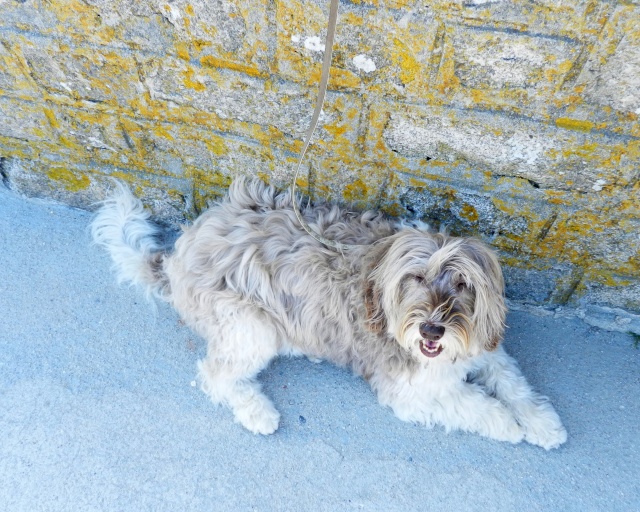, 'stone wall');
1,0,639,316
